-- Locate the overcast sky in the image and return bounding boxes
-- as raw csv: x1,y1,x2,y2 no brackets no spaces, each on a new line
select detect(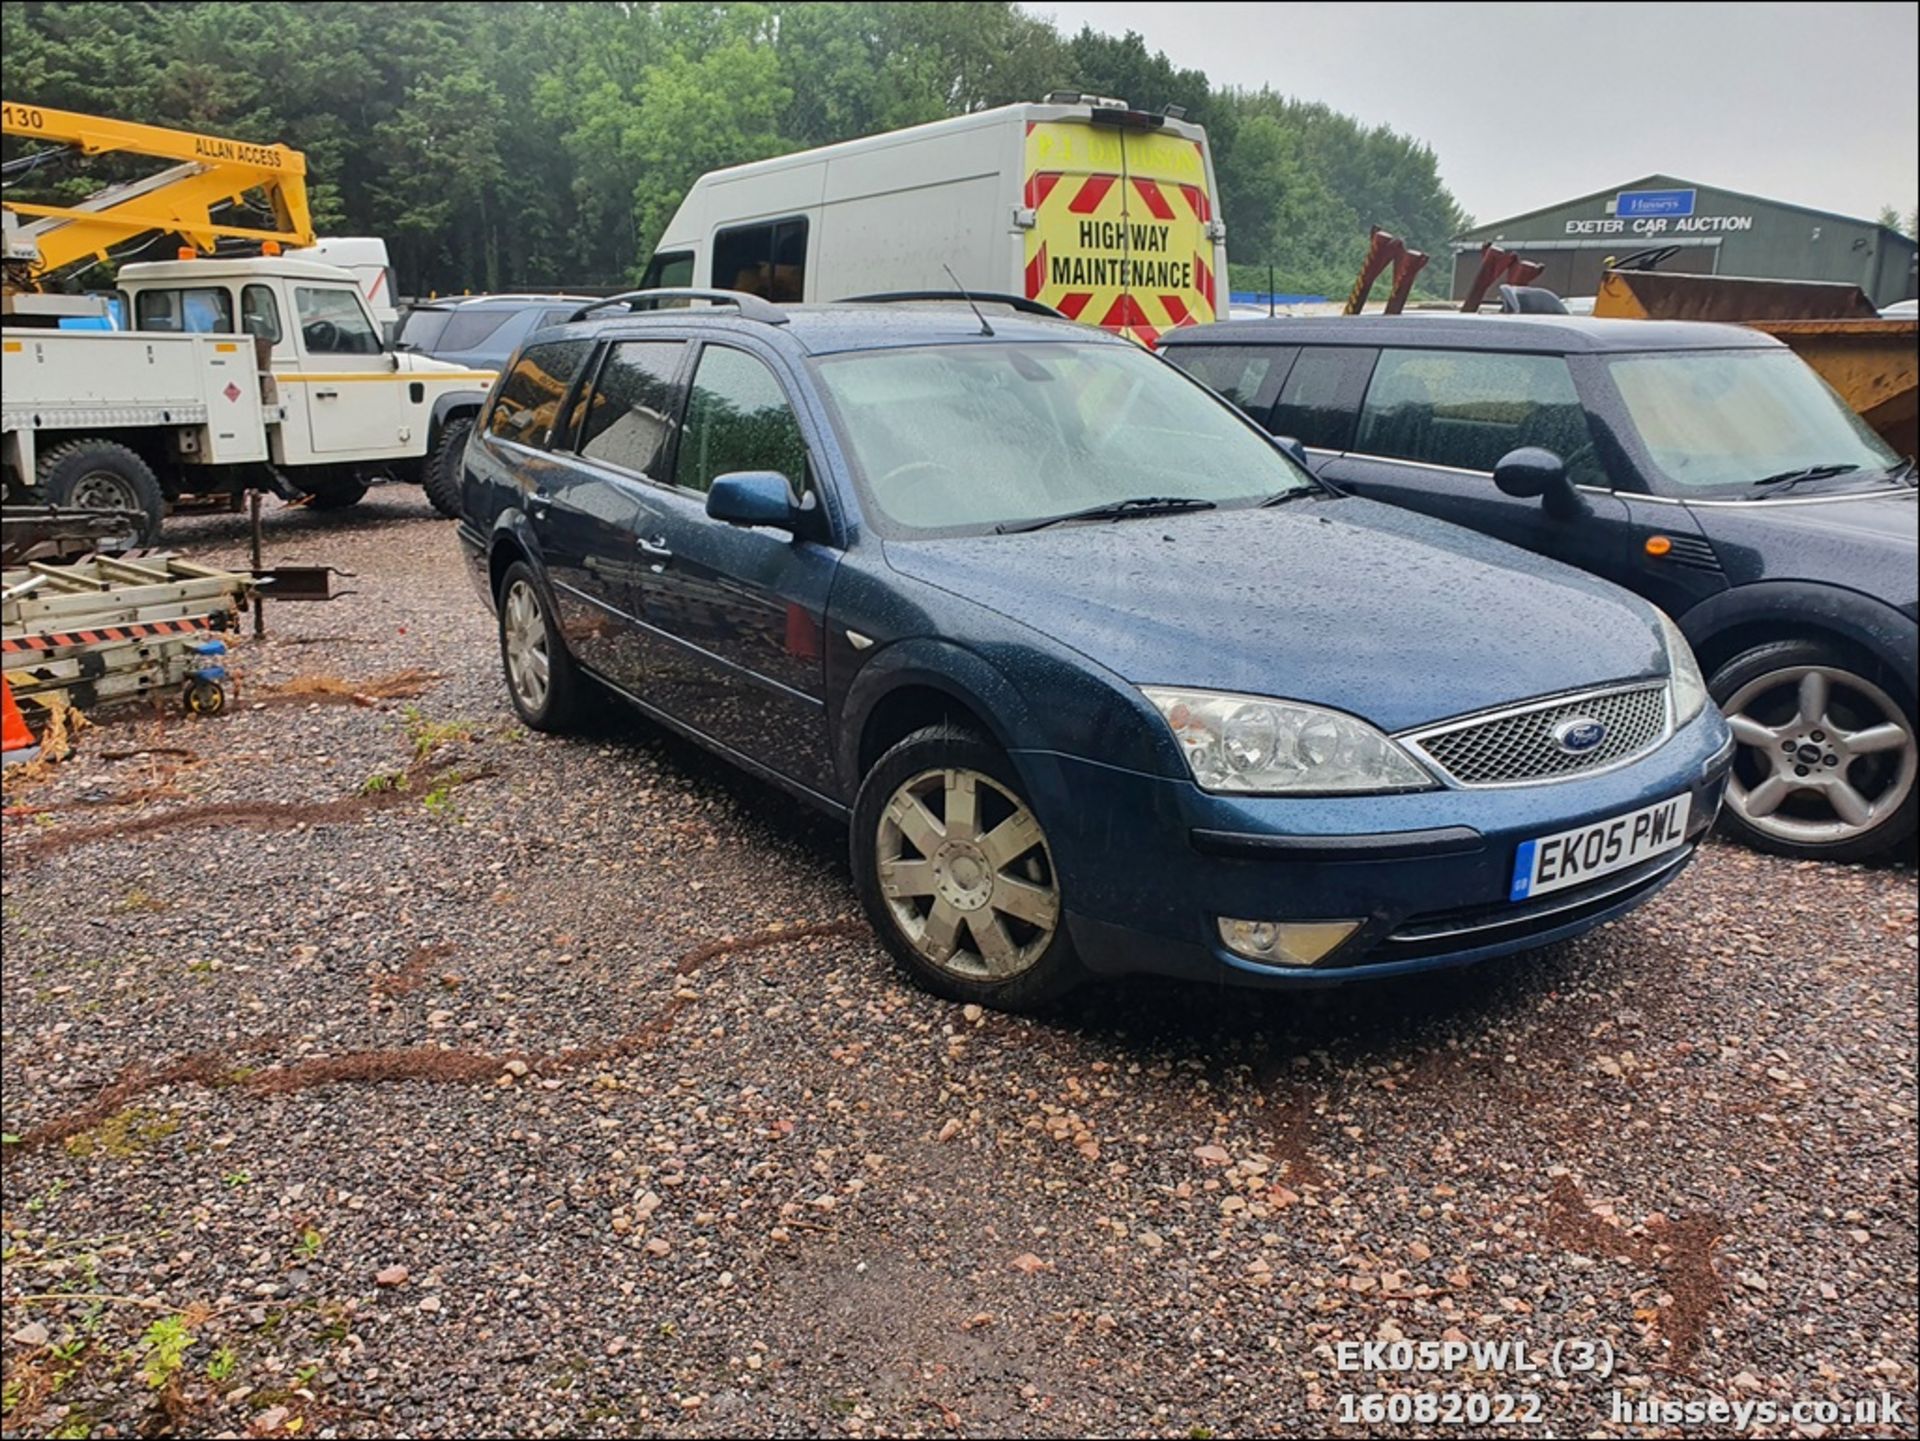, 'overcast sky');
1025,1,1919,227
